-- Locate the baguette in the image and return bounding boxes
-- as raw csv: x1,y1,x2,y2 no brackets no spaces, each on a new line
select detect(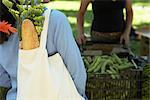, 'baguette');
21,19,40,50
